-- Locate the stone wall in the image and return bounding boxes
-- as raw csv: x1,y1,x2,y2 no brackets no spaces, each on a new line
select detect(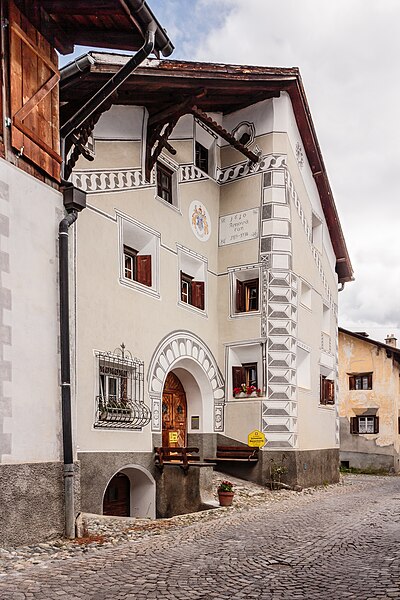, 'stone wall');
155,464,215,518
78,451,155,514
0,461,80,548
